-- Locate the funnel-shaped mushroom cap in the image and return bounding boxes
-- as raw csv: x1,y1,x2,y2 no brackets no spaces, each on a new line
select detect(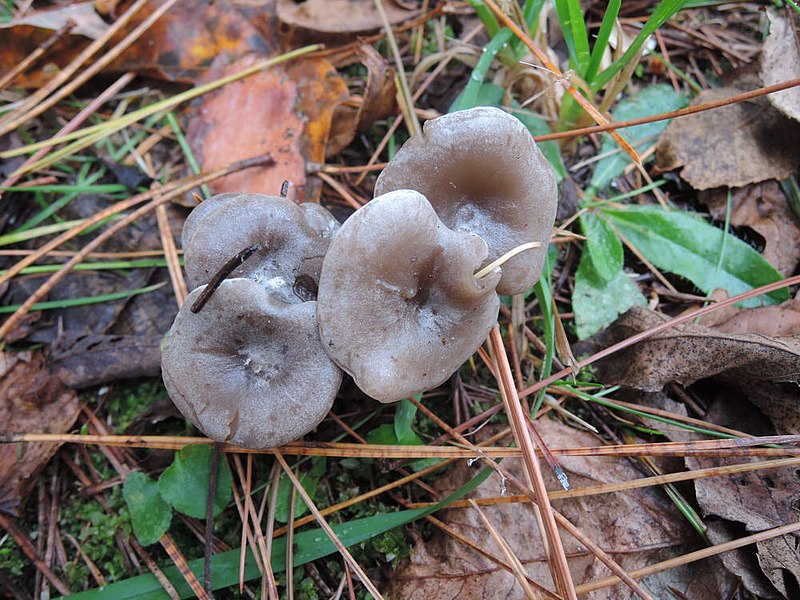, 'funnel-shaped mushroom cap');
183,193,339,303
374,106,557,295
162,278,342,449
317,190,500,403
